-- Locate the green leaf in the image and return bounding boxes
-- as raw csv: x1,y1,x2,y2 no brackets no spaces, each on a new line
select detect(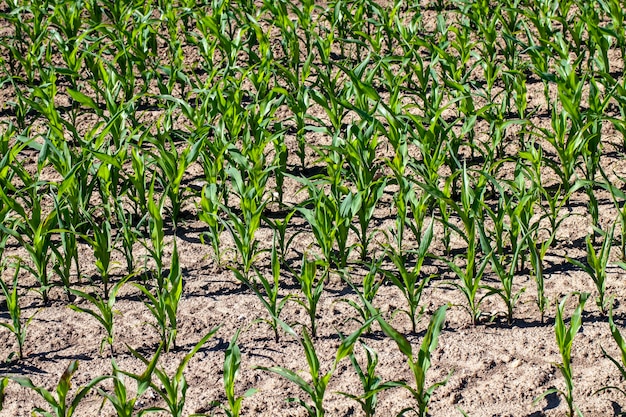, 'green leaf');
67,88,100,114
0,377,8,411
